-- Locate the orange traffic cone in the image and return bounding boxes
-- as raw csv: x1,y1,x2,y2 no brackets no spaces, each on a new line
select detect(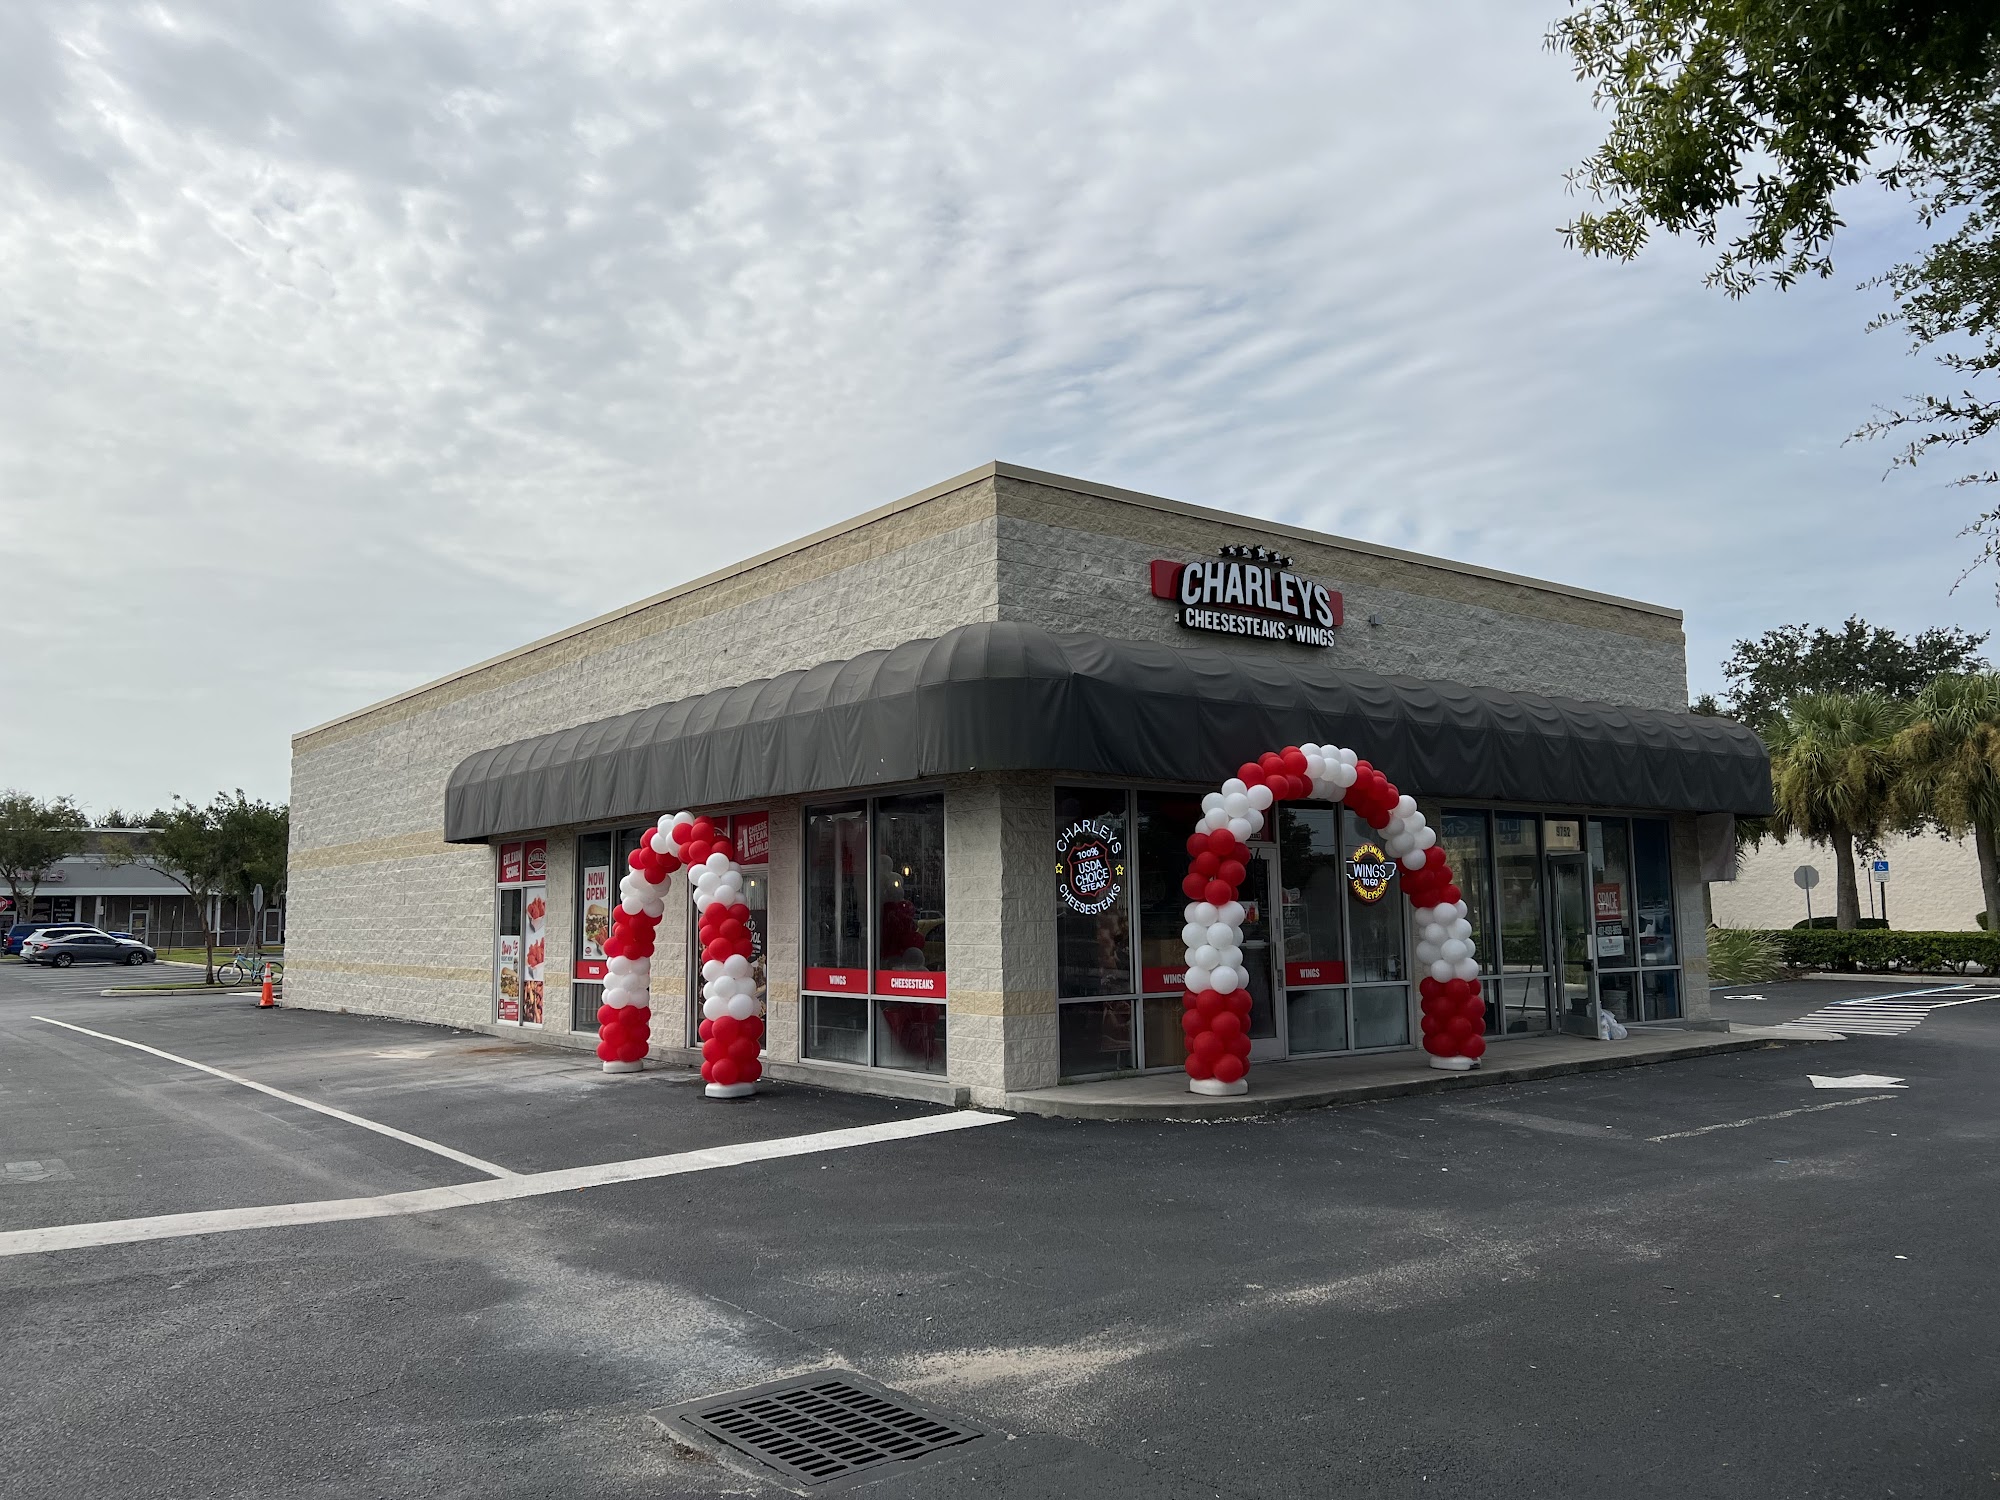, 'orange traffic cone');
259,972,275,1008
